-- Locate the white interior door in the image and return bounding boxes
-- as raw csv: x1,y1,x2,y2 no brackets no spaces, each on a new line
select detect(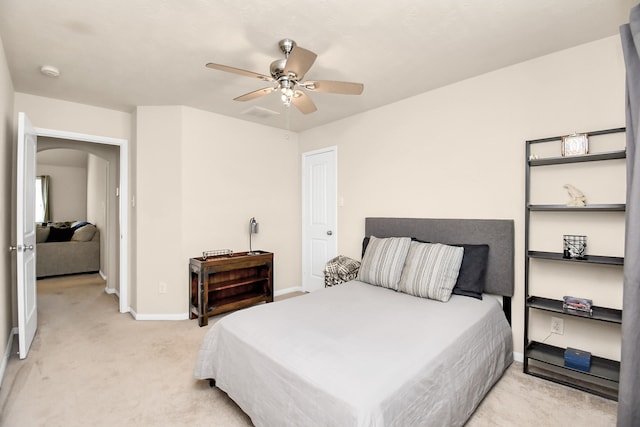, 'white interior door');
16,112,38,359
302,147,337,292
